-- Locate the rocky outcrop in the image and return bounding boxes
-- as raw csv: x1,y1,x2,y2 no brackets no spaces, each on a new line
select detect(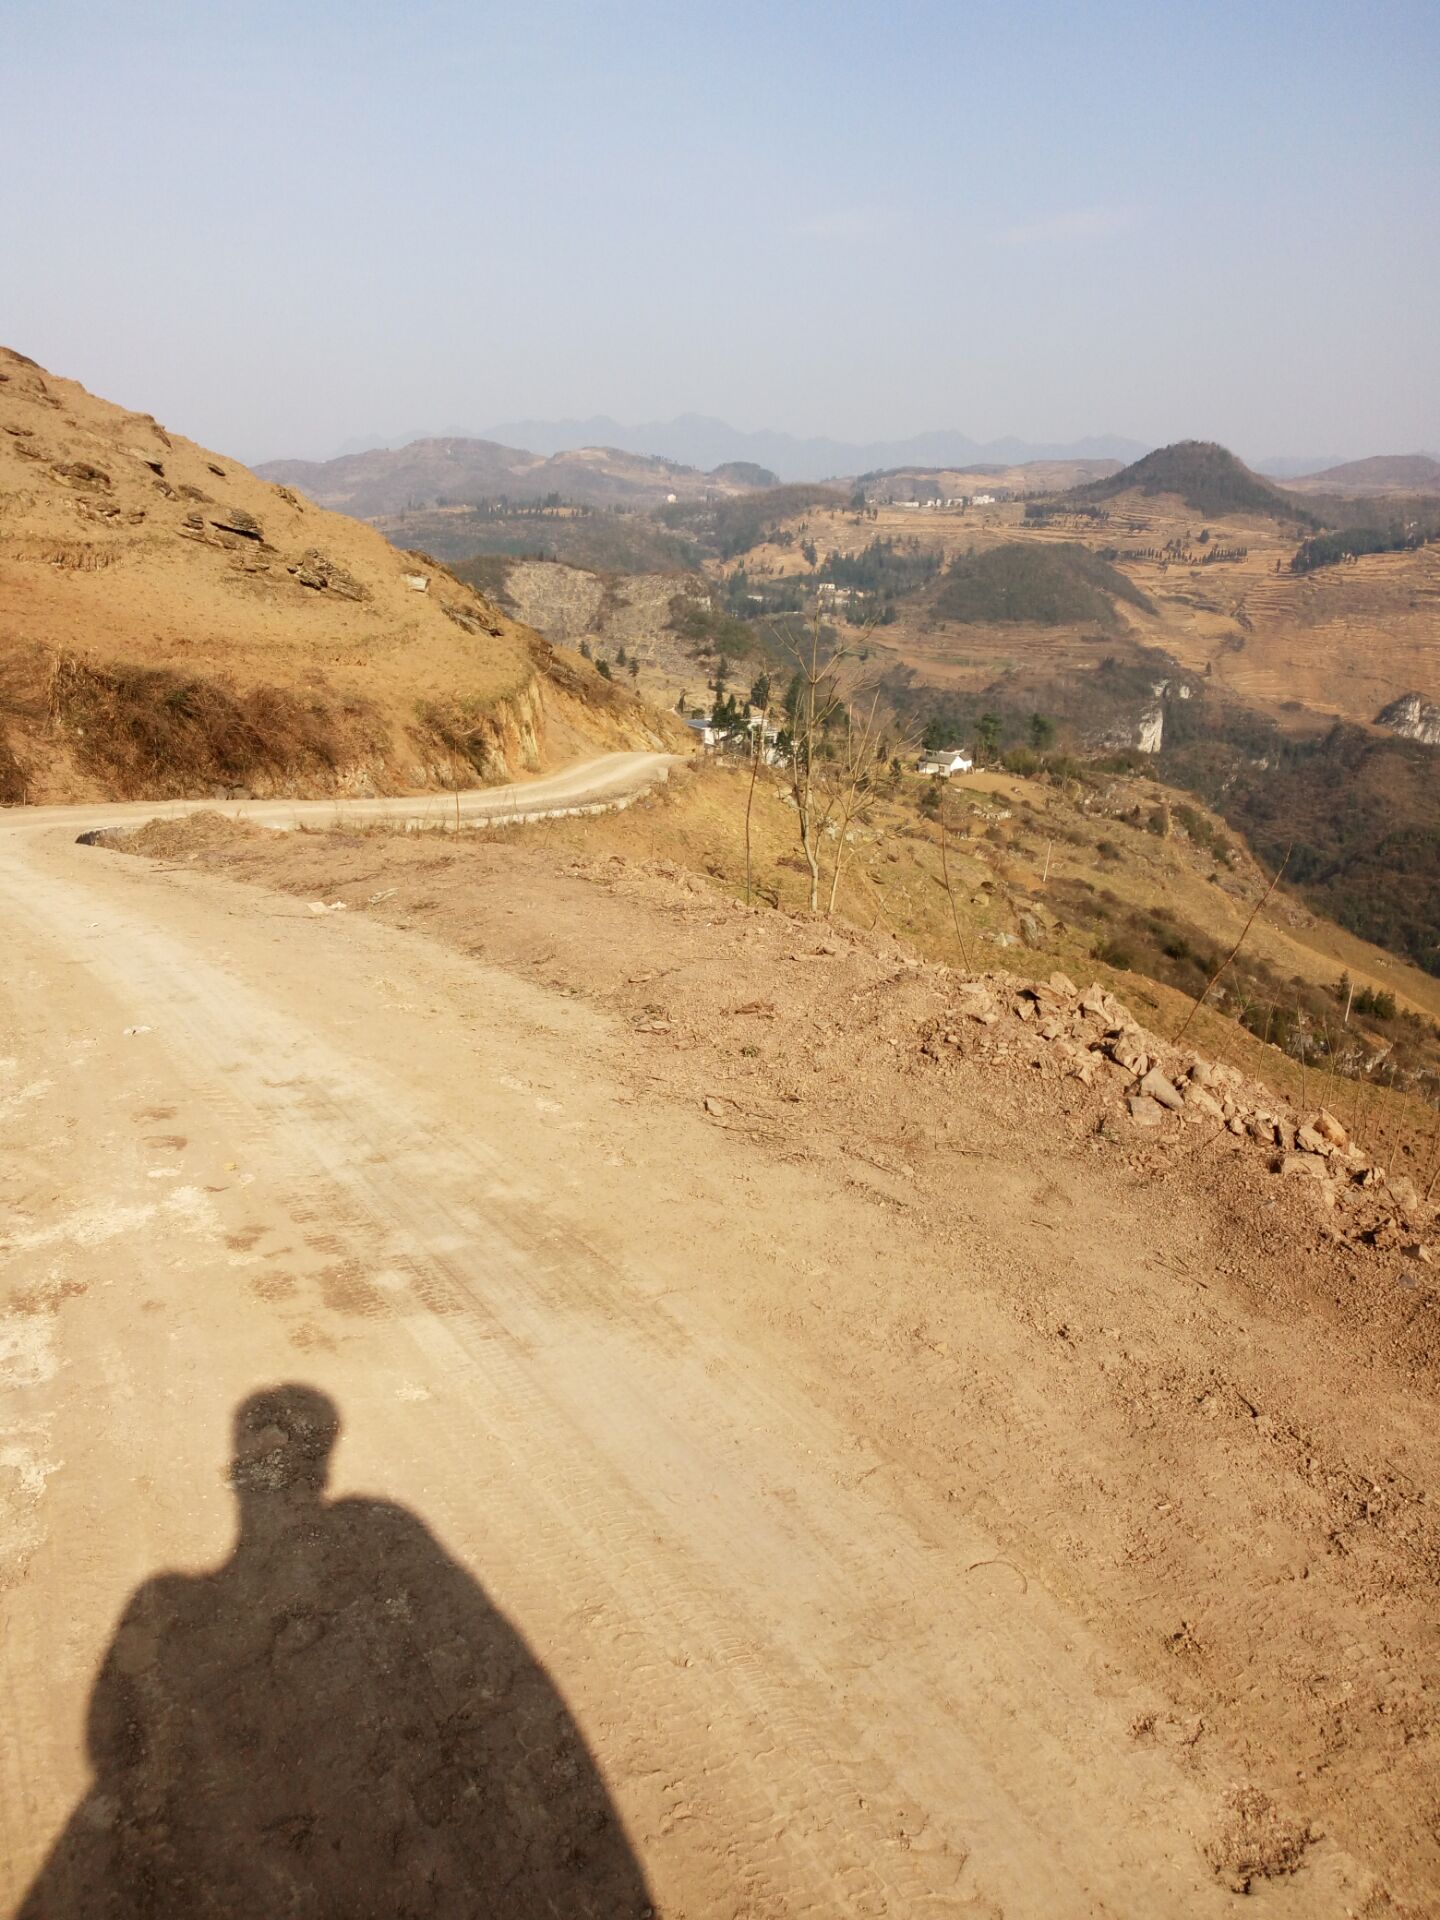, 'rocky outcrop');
411,675,546,787
288,548,368,600
1376,693,1440,745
